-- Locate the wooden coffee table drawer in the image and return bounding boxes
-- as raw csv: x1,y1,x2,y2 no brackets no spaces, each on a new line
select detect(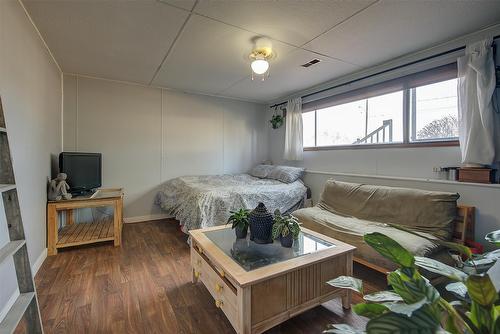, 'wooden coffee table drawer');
192,246,238,330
